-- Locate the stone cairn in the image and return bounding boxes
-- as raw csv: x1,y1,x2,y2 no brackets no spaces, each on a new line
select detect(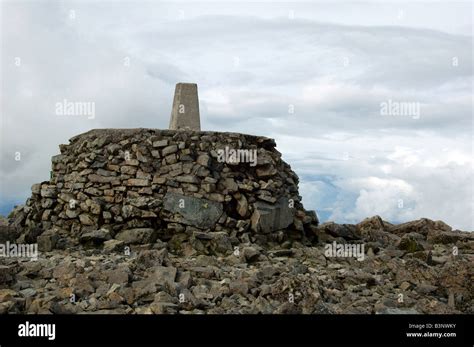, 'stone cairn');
9,83,318,254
